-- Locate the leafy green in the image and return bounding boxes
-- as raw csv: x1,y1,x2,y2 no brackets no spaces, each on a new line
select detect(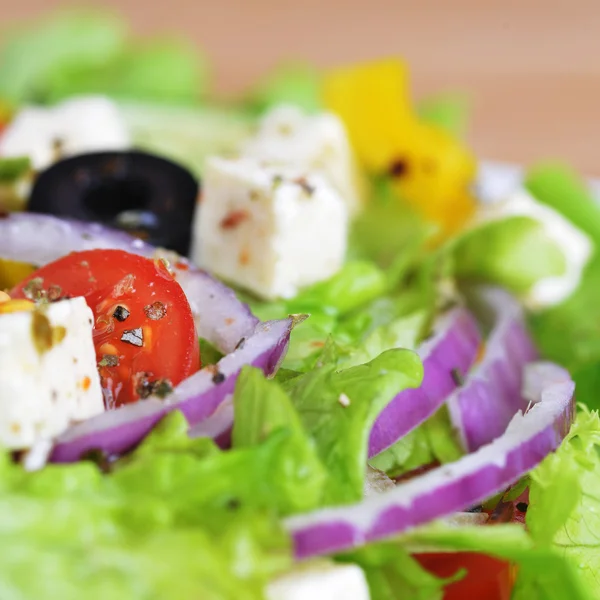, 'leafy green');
0,9,126,104
284,346,423,503
232,366,326,512
338,542,449,600
451,216,567,294
0,10,206,106
46,38,206,104
337,310,428,369
349,176,435,276
0,157,31,183
527,407,600,594
523,164,600,408
369,405,463,477
525,162,600,242
242,260,392,371
248,63,322,113
403,523,591,600
289,260,388,315
0,413,293,599
120,102,254,177
417,93,470,138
